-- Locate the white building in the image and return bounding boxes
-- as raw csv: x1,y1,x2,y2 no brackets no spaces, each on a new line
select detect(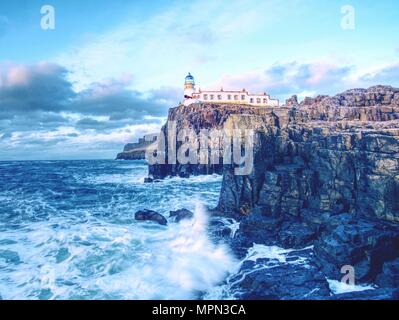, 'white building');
183,73,279,107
